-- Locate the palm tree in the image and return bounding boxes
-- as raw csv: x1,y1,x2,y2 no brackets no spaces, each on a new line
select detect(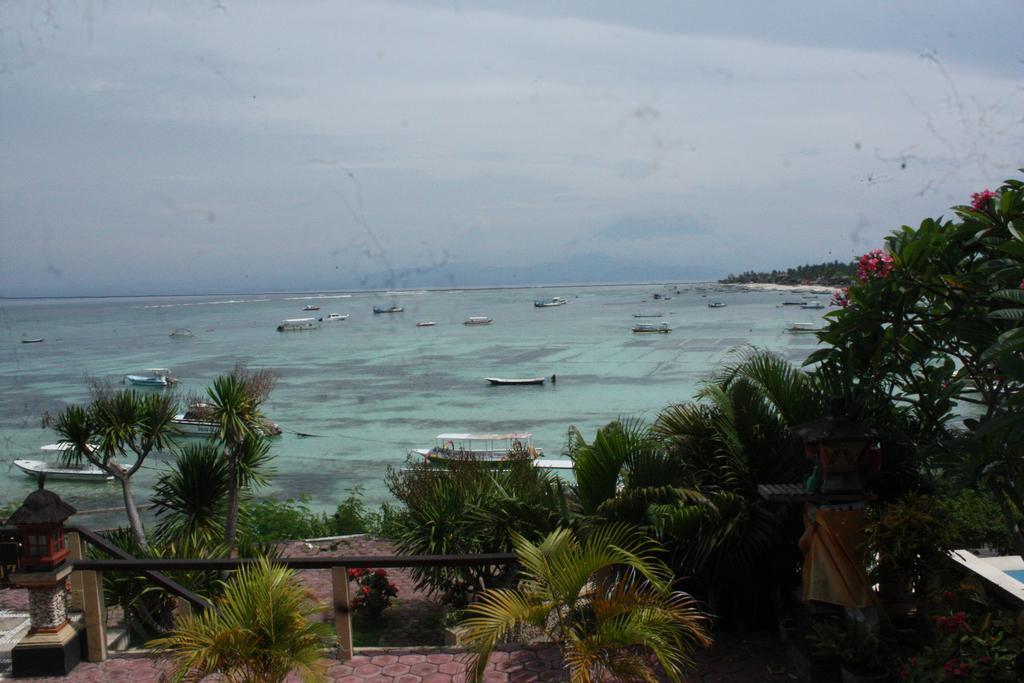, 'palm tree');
54,388,178,549
148,557,334,683
205,366,276,553
459,524,711,683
